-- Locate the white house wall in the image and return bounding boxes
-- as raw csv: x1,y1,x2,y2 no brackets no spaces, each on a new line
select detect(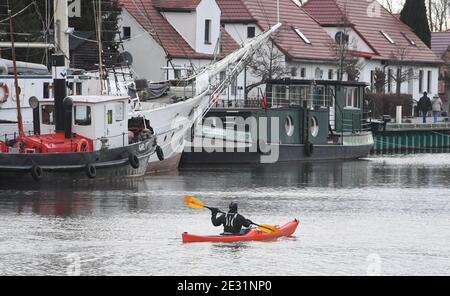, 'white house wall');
163,11,197,50
196,0,221,54
223,23,261,46
119,9,167,81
